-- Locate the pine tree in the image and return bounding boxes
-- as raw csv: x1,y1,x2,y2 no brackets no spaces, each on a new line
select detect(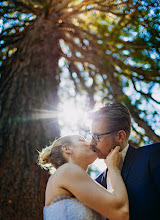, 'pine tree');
0,0,159,219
